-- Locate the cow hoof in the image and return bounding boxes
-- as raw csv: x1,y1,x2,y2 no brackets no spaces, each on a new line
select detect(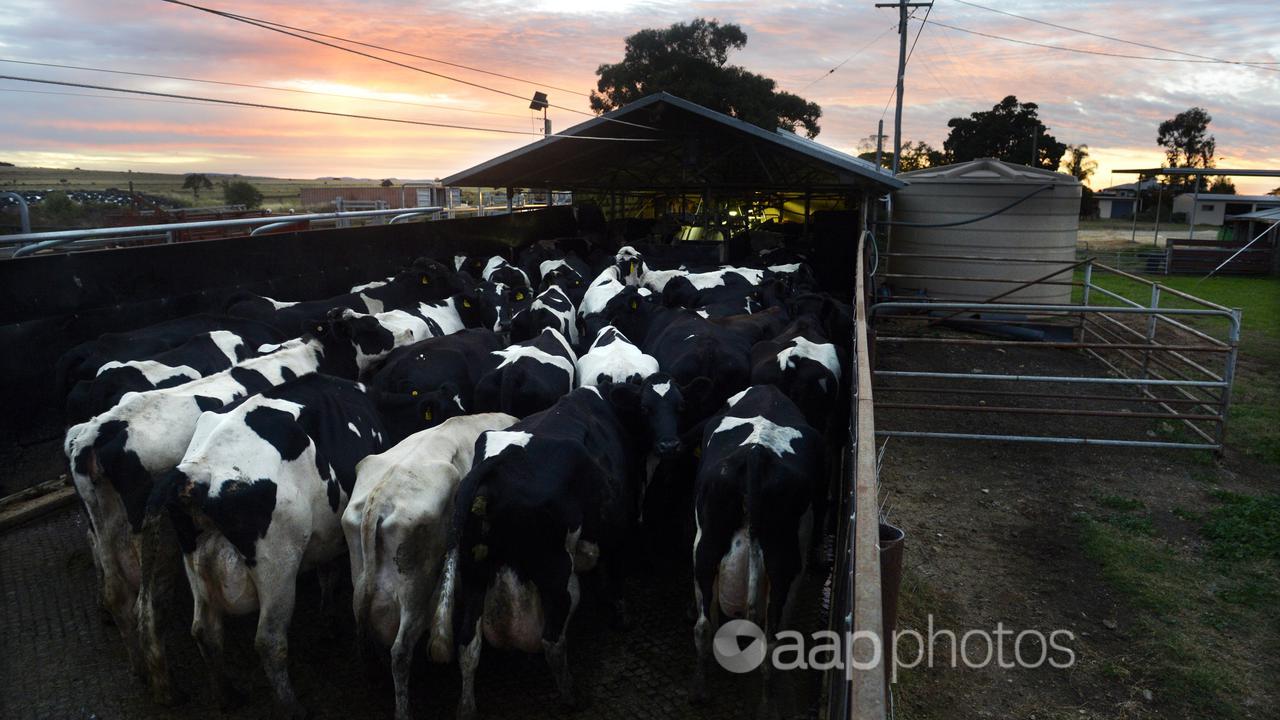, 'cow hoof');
456,699,477,720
